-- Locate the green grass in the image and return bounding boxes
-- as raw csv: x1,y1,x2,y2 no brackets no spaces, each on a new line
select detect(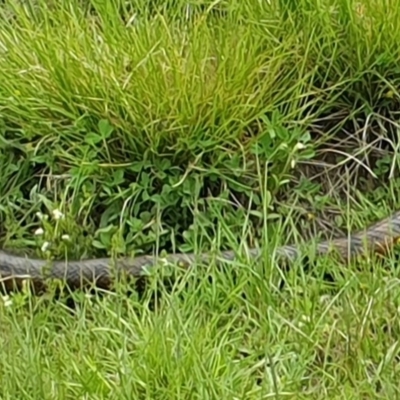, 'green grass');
2,202,400,399
1,0,400,398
